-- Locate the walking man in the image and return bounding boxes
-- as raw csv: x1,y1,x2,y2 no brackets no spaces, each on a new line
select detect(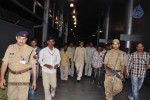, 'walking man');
29,38,41,98
0,31,37,100
85,42,96,76
104,39,124,100
30,38,41,78
127,42,150,100
60,44,71,81
38,37,61,100
91,45,104,87
74,41,87,82
67,43,75,77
